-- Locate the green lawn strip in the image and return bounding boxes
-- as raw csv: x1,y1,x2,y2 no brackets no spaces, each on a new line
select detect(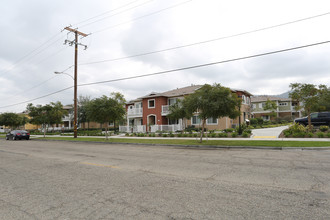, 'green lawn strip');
35,137,330,147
